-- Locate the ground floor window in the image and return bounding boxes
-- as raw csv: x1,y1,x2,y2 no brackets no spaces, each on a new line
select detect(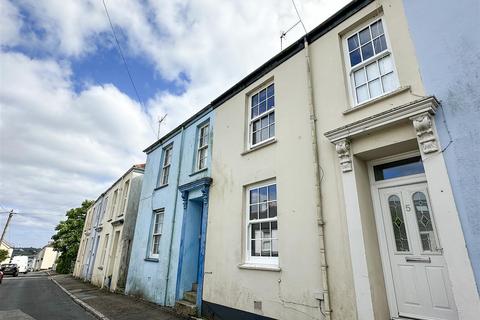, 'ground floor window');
150,209,164,258
246,183,278,265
